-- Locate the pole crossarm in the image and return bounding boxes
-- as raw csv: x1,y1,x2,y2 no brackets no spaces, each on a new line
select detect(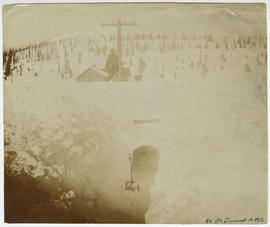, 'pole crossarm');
121,23,137,26
101,23,117,27
101,22,137,27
